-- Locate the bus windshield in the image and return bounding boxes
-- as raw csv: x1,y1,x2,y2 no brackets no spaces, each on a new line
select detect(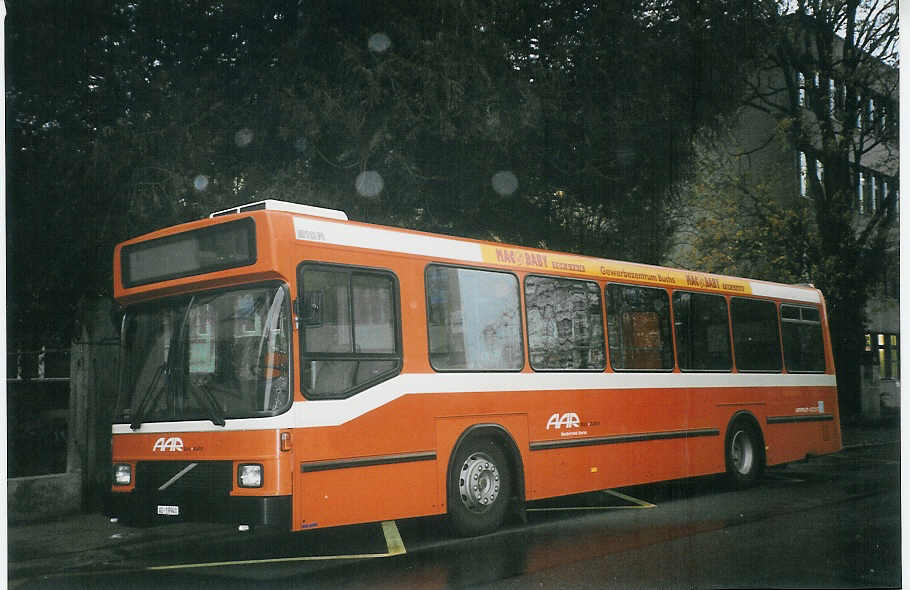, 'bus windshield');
116,283,291,427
